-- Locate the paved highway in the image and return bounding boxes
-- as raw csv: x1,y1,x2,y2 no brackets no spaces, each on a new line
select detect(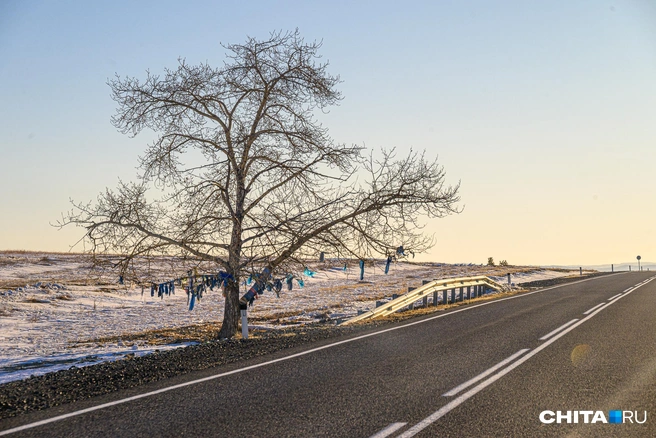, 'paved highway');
1,272,655,437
